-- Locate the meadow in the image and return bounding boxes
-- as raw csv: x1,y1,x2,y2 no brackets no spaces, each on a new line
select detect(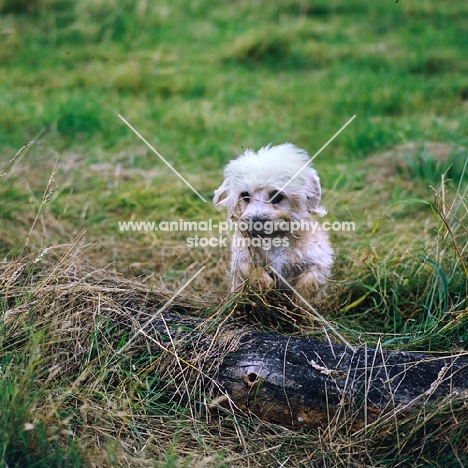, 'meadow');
0,0,468,466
